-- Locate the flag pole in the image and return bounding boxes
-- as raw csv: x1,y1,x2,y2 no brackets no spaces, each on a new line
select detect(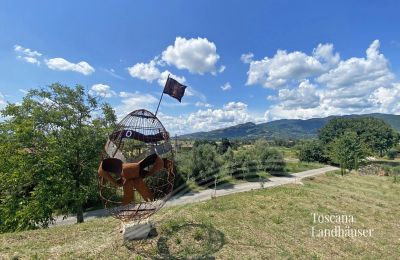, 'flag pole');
154,74,169,118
